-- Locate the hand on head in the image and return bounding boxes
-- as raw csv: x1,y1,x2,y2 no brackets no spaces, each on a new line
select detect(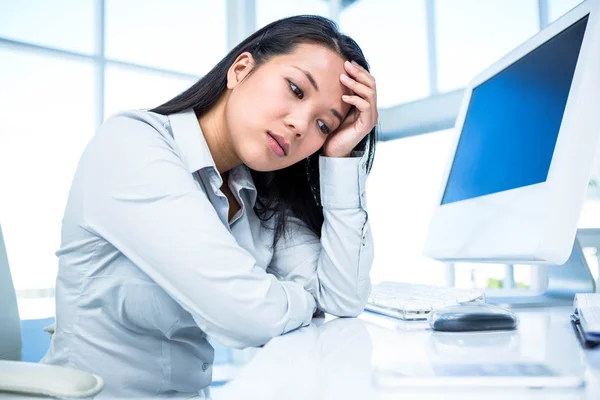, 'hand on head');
323,60,378,158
